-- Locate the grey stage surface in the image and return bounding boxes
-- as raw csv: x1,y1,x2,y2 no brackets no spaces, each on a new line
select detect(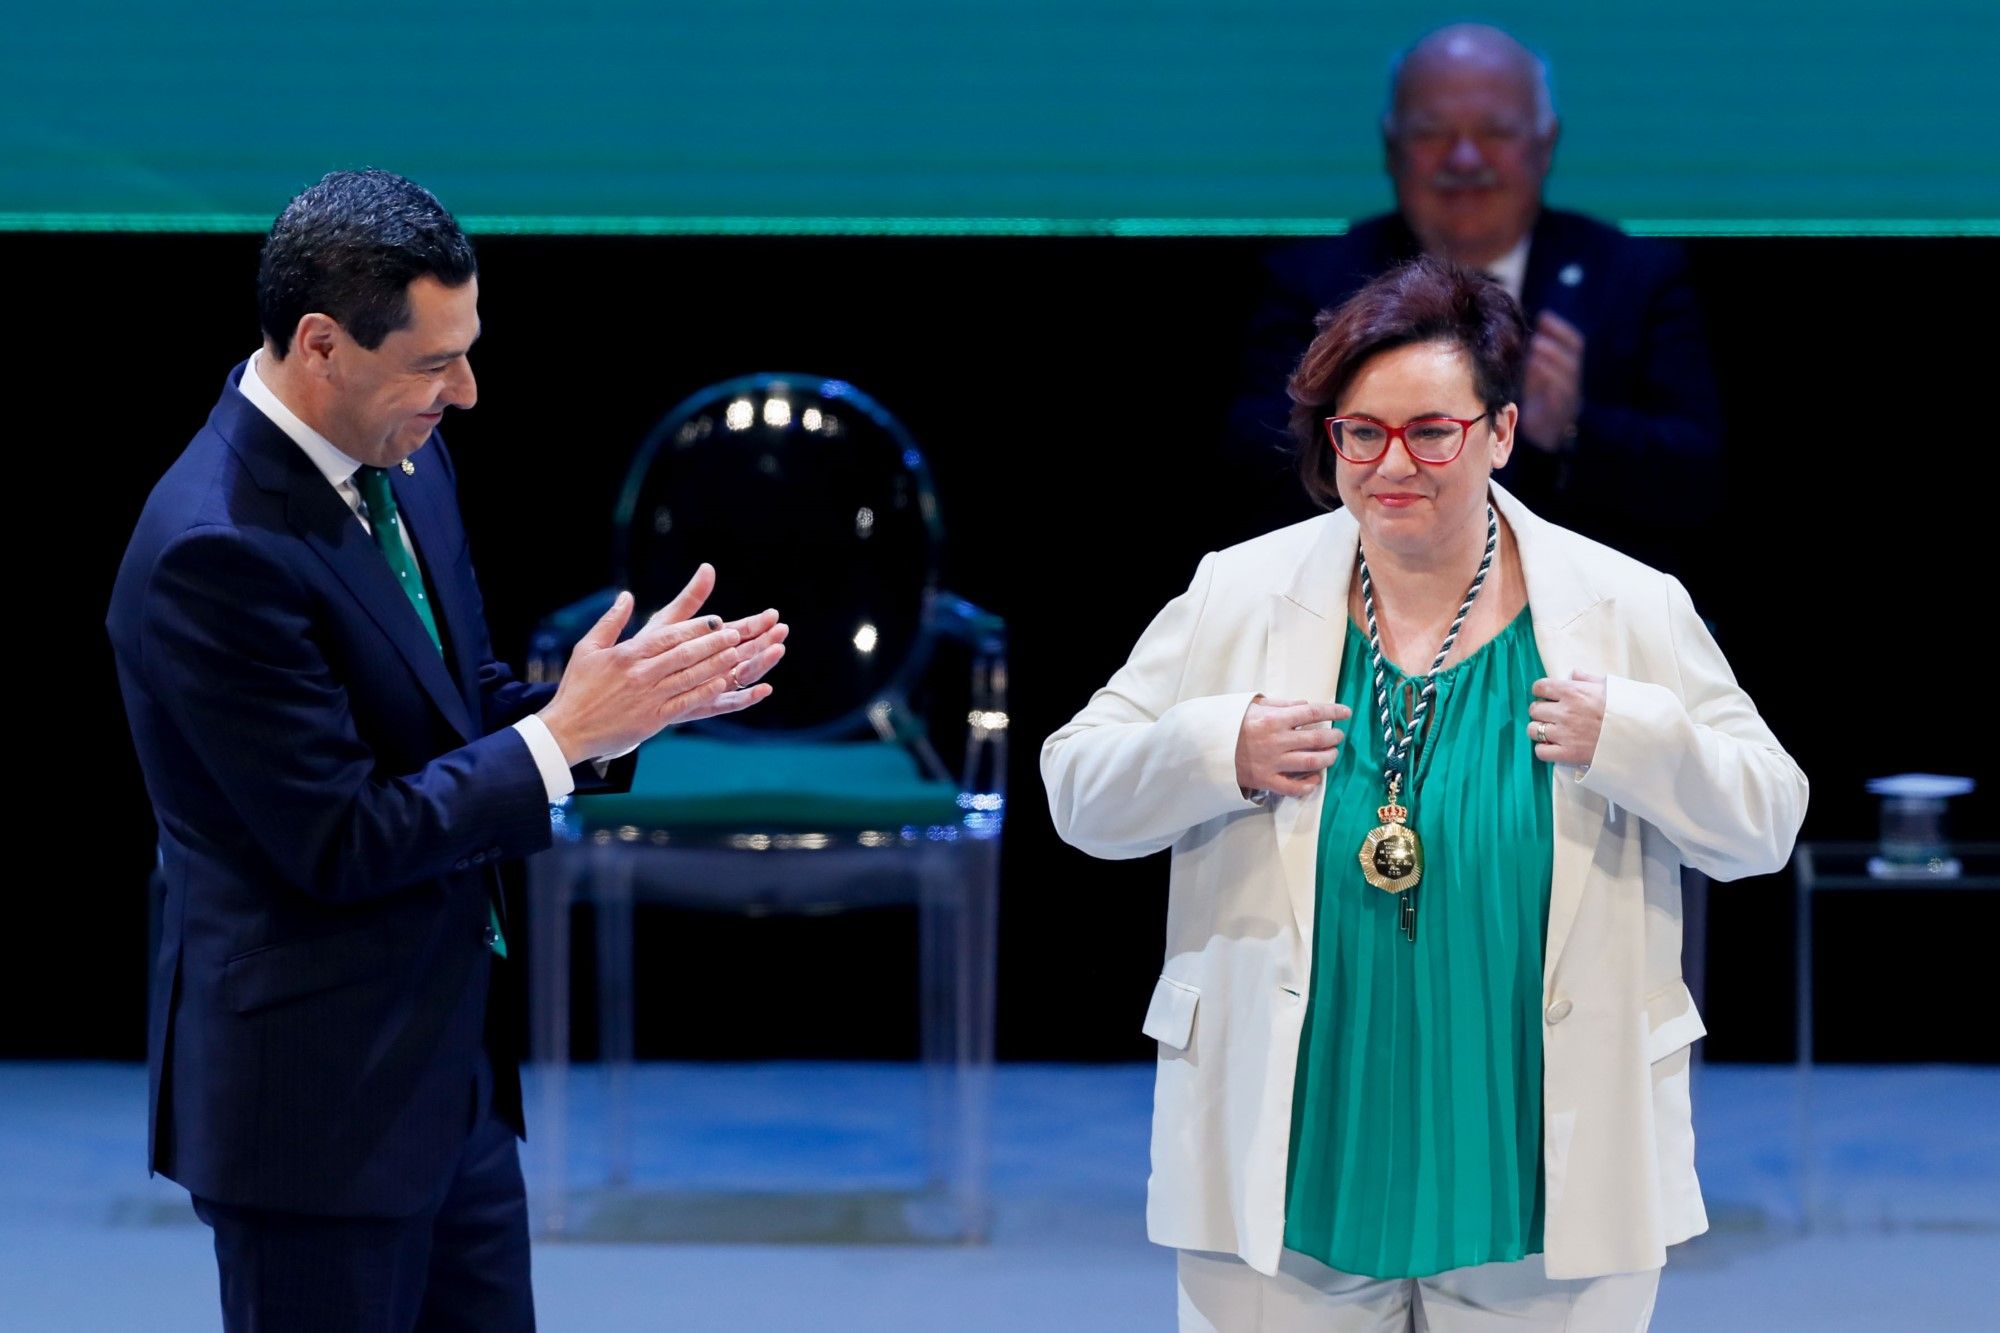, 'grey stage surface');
2,1062,1993,1330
